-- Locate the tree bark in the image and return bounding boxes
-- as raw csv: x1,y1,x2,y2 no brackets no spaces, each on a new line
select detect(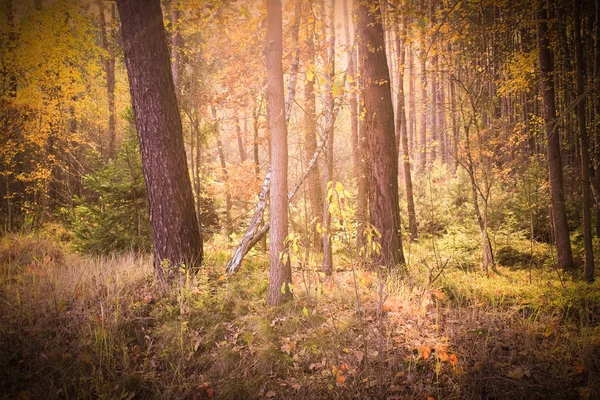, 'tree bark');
304,8,323,252
117,0,202,281
266,0,292,306
573,0,594,282
98,0,116,160
395,22,418,242
536,0,575,271
357,0,405,268
322,0,335,276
